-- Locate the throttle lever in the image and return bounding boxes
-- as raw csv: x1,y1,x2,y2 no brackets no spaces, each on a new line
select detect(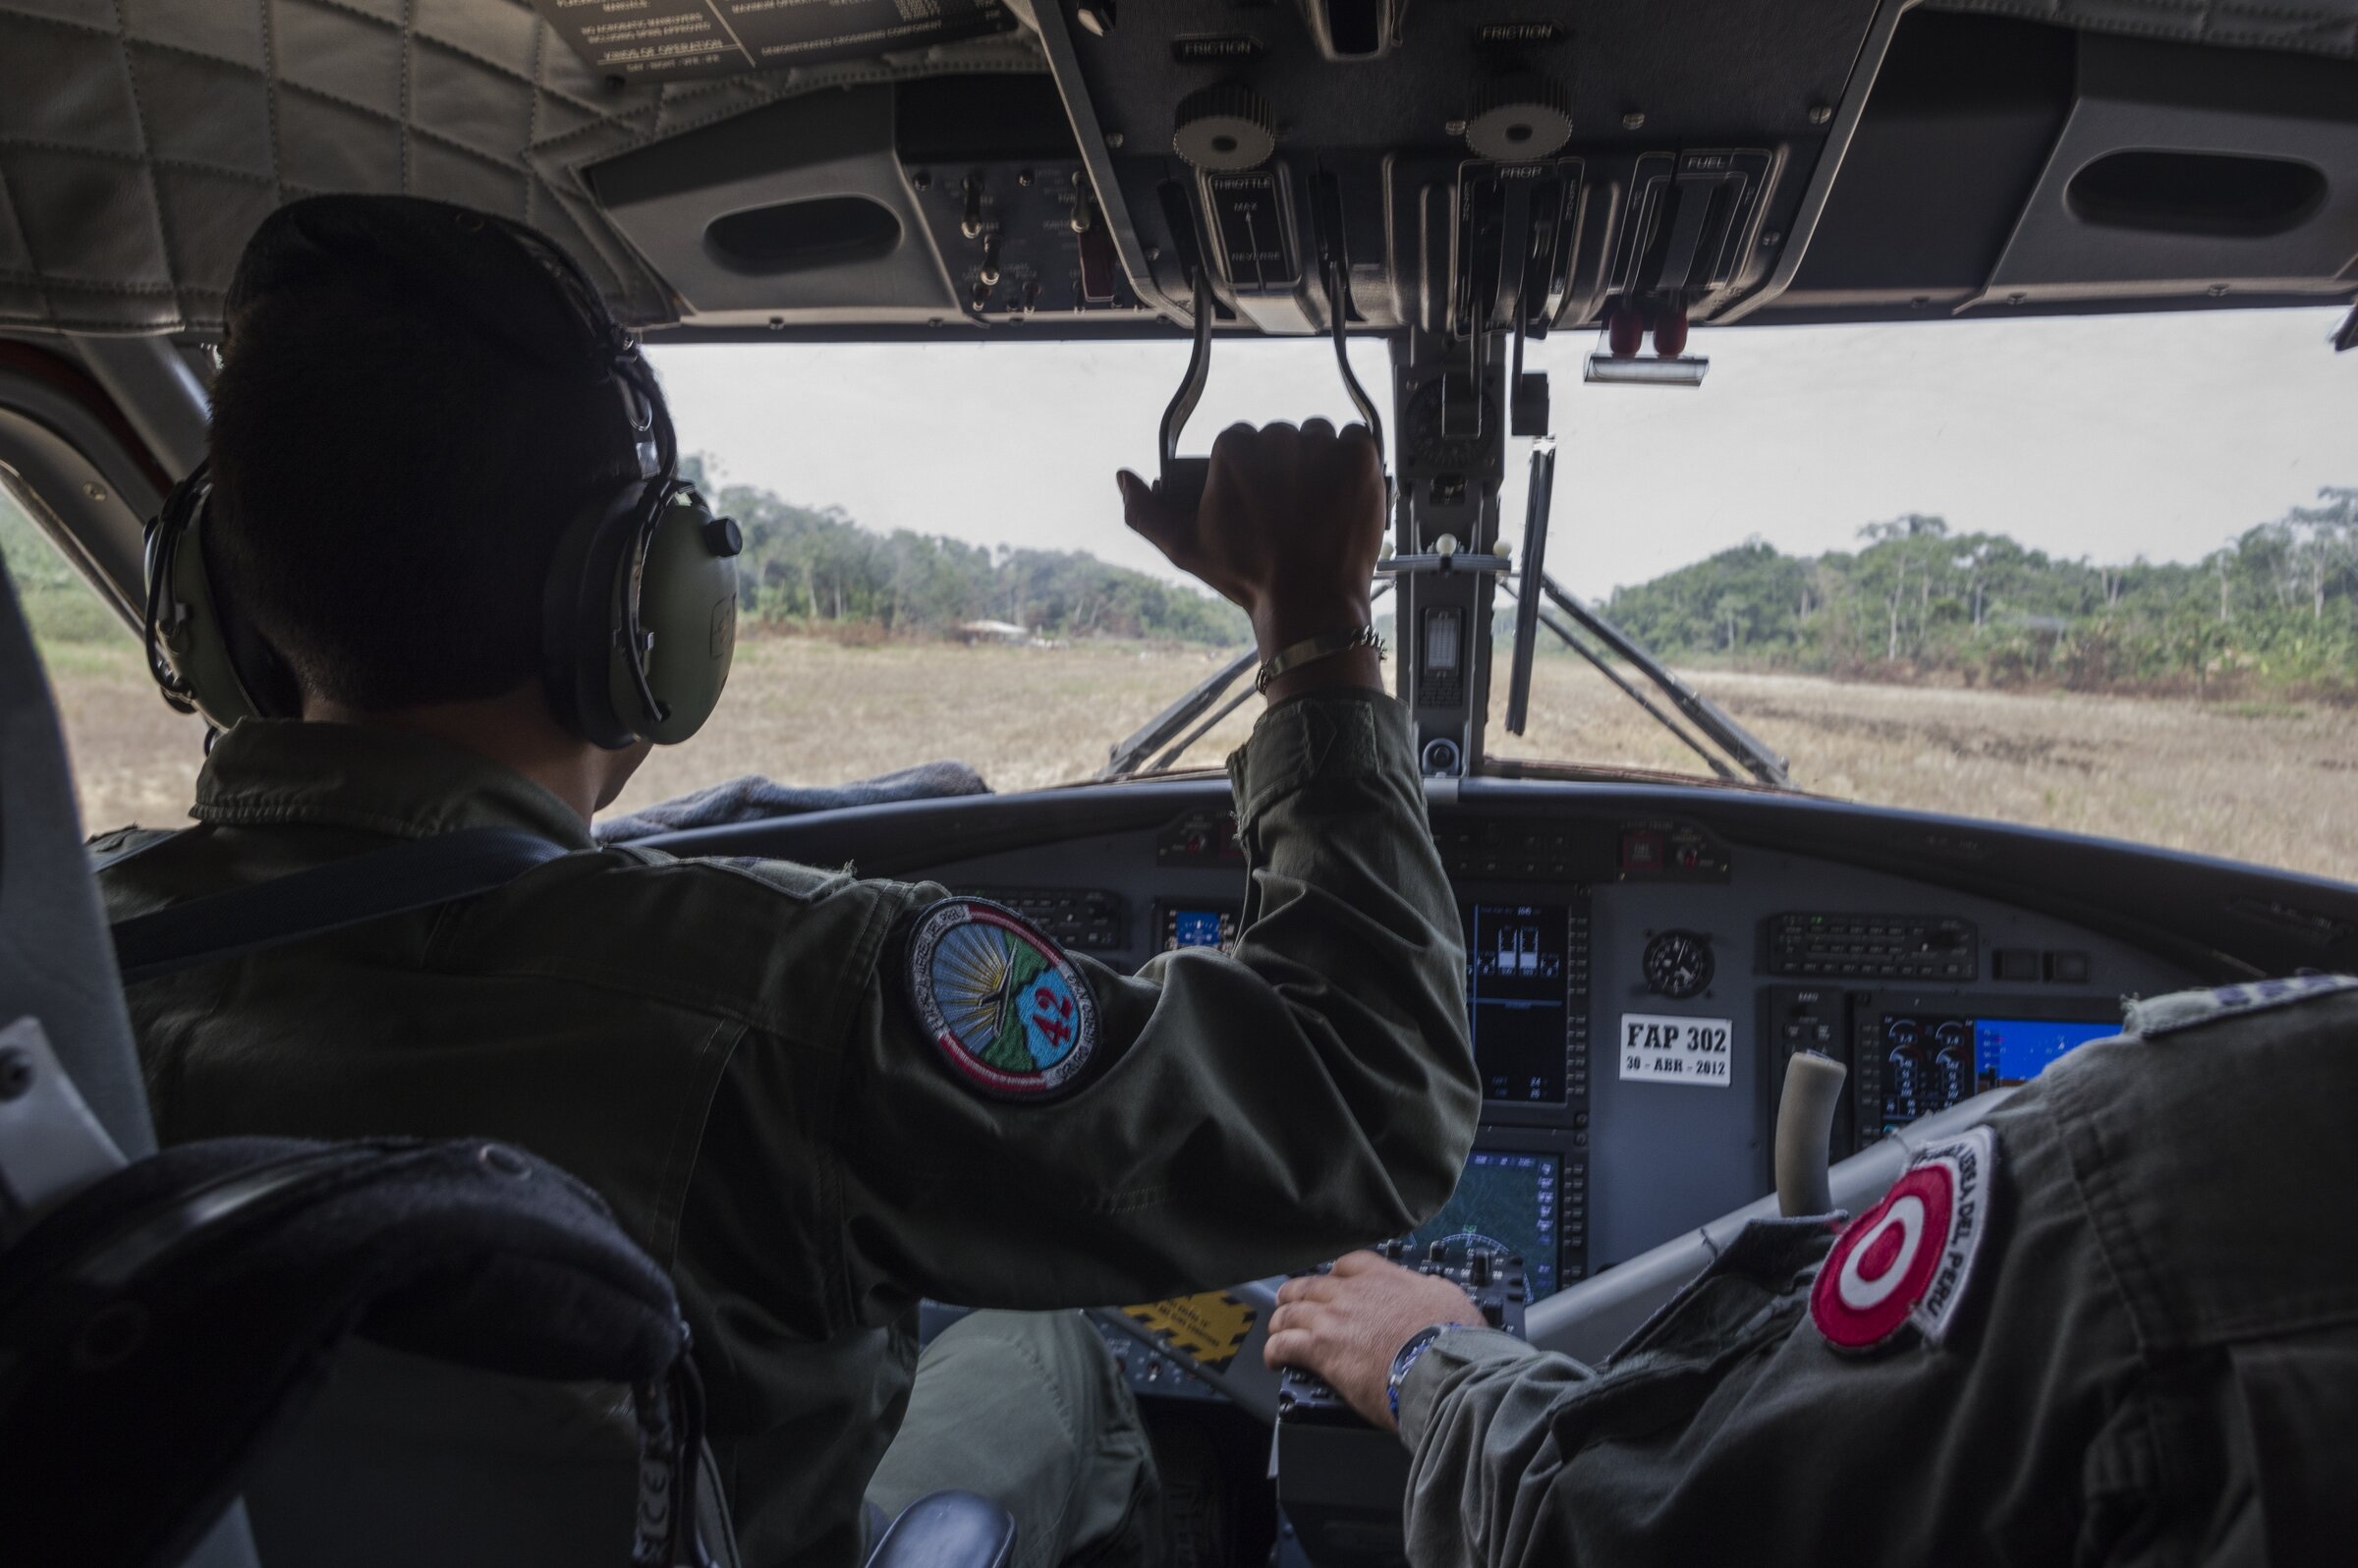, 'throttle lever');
1155,266,1217,511
1154,260,1394,515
